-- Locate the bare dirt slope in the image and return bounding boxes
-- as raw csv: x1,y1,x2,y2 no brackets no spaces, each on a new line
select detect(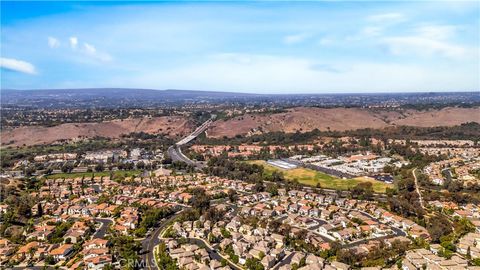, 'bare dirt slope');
2,116,192,146
207,107,480,138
